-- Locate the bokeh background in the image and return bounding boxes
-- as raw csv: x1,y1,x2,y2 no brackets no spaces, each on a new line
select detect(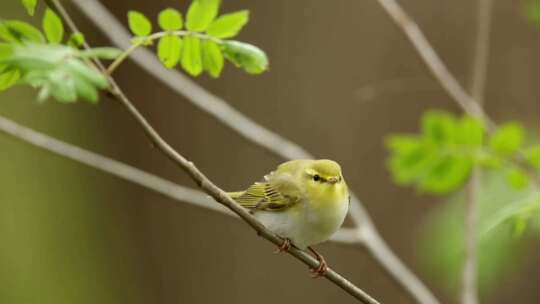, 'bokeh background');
1,0,540,303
